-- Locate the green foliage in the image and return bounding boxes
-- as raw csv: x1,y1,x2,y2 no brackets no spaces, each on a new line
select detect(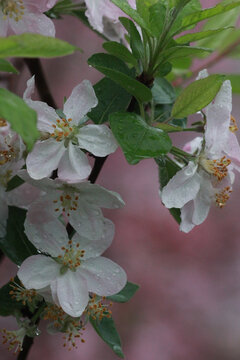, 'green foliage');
227,74,240,93
152,77,176,105
161,45,212,63
0,278,25,317
107,282,139,303
0,88,39,151
119,18,144,61
0,34,77,58
0,59,18,74
171,74,225,119
181,1,240,29
110,112,172,164
88,78,131,124
0,207,37,266
88,53,152,102
176,27,234,45
90,316,124,358
103,41,137,66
